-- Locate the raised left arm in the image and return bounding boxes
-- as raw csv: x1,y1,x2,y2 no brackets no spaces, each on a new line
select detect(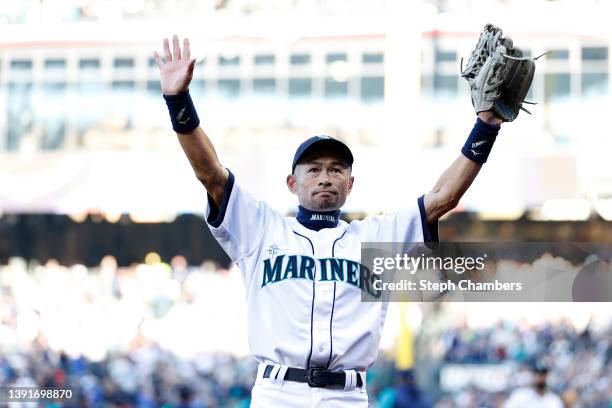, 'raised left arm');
424,111,502,224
